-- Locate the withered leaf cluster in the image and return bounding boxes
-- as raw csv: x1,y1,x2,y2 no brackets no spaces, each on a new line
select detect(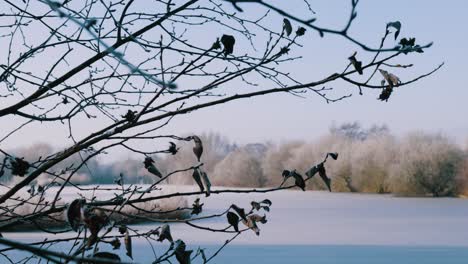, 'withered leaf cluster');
10,157,30,177
283,18,307,37
251,199,272,212
378,69,401,102
66,199,109,248
191,198,204,215
122,110,137,122
285,152,338,192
